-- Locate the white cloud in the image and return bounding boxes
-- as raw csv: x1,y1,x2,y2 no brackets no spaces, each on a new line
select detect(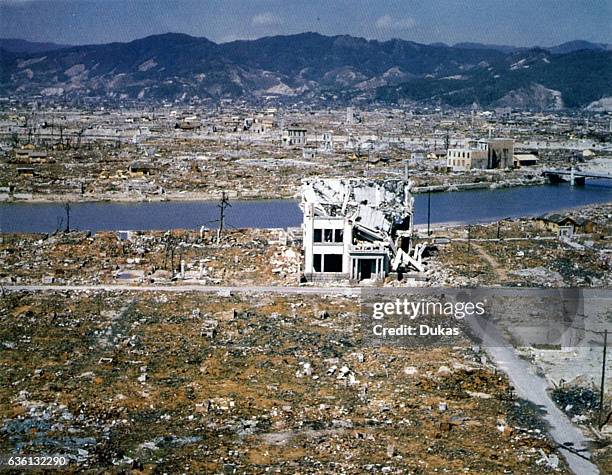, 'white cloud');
375,14,416,31
251,12,283,27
